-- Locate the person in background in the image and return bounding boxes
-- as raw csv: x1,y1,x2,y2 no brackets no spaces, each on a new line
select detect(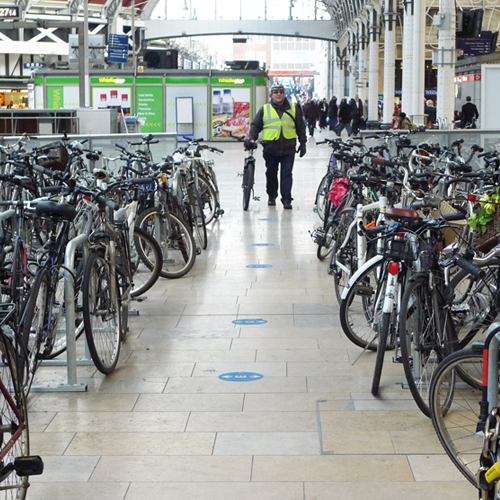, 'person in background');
424,99,436,128
398,112,414,130
328,96,338,130
461,96,479,128
390,111,400,130
318,98,328,129
246,83,307,210
350,95,364,136
336,98,352,136
303,97,319,138
6,101,13,109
